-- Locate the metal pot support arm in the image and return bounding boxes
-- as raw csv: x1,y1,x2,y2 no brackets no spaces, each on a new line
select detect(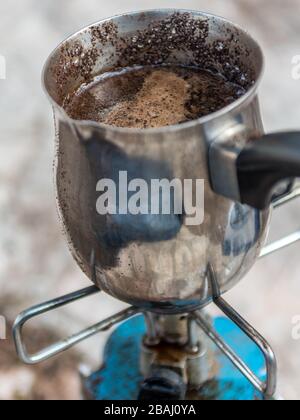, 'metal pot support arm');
13,286,141,365
192,264,277,399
